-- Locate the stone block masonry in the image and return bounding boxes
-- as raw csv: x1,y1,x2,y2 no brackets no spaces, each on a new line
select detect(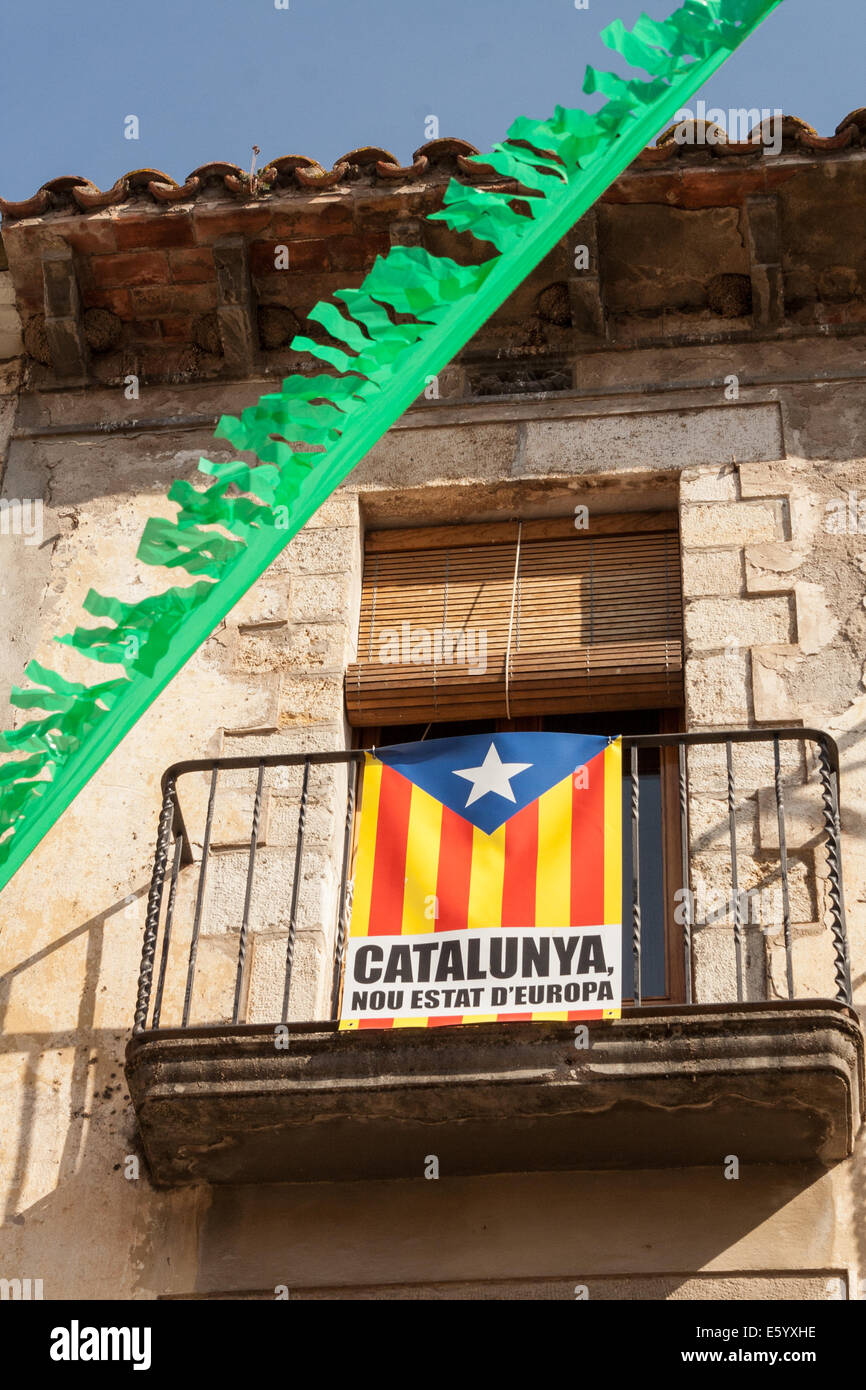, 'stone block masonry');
2,130,866,1294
